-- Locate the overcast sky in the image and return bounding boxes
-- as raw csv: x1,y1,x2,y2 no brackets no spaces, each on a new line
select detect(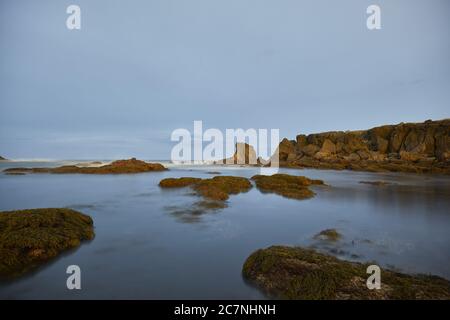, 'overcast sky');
1,0,449,159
